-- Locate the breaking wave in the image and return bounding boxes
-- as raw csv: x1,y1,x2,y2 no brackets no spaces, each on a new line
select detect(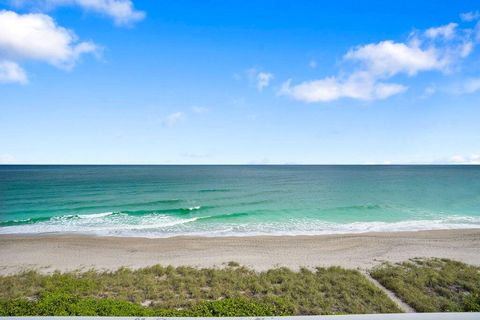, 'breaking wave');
1,210,479,238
